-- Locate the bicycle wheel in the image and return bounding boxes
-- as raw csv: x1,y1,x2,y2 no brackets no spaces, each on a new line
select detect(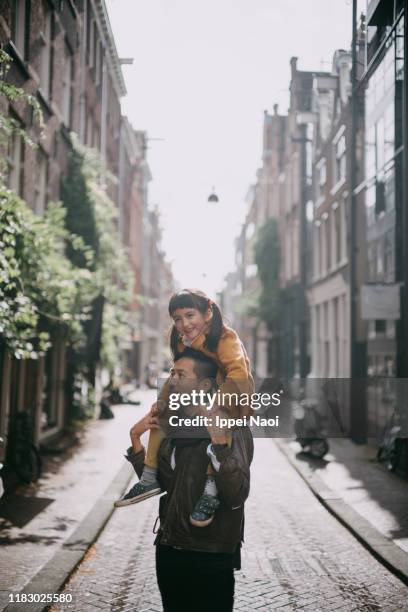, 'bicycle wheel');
13,441,42,483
